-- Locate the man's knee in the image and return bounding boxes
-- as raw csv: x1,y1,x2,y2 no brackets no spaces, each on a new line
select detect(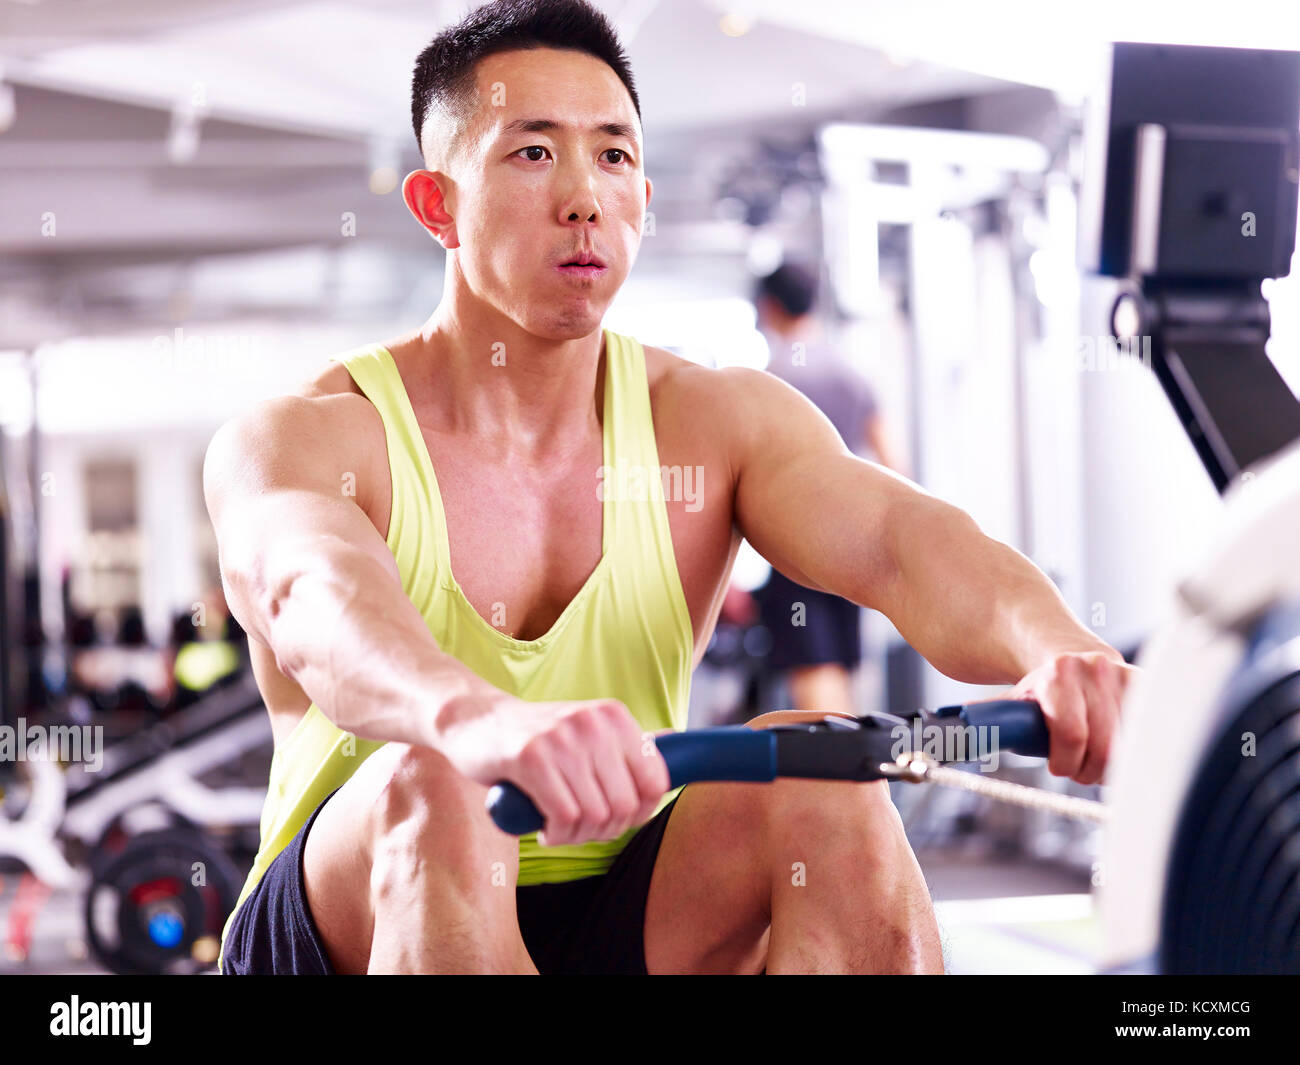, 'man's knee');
705,774,905,870
740,713,905,844
670,775,897,864
366,743,515,899
774,779,905,860
369,742,481,825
